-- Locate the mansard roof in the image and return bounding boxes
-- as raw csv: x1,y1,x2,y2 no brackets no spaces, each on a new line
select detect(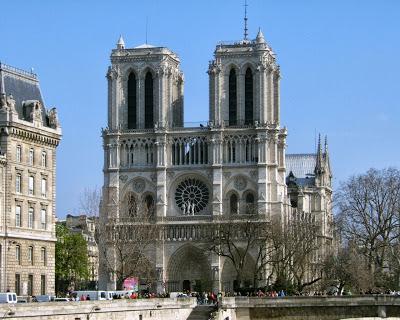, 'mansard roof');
0,63,44,111
0,62,61,132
